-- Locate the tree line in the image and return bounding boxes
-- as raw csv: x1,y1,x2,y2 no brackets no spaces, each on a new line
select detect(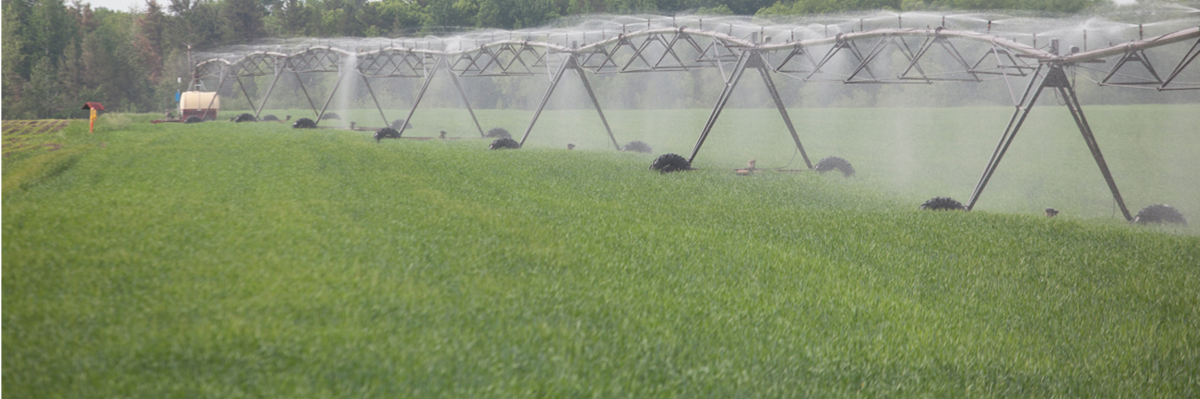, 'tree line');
2,0,1108,119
